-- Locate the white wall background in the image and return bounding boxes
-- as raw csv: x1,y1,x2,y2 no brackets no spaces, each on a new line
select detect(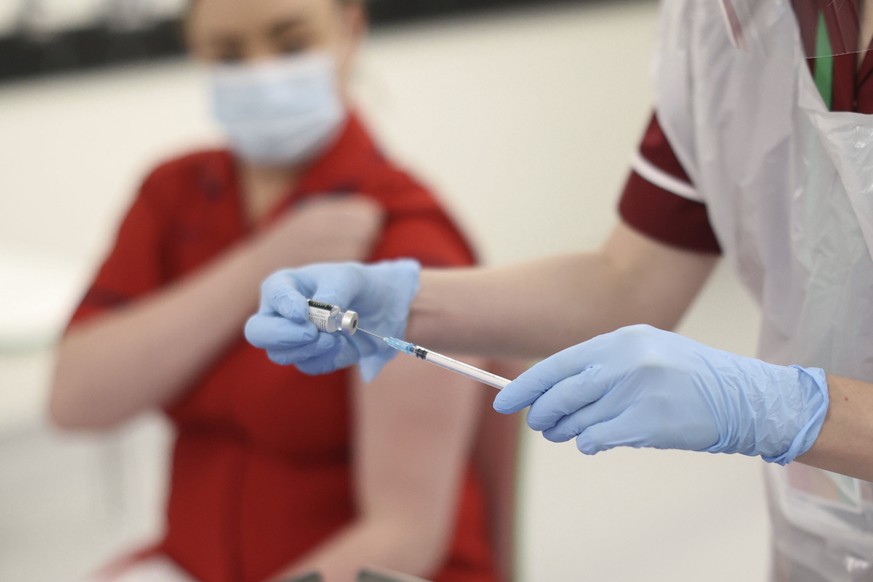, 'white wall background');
0,0,187,35
0,2,769,581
